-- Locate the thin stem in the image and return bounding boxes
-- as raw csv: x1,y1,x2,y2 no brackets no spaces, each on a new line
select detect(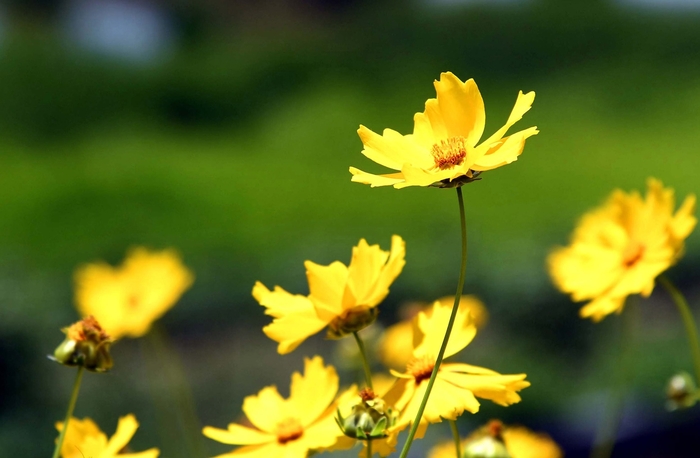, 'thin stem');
366,439,372,458
52,367,85,458
398,186,468,458
449,420,462,458
659,275,700,384
353,331,373,390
